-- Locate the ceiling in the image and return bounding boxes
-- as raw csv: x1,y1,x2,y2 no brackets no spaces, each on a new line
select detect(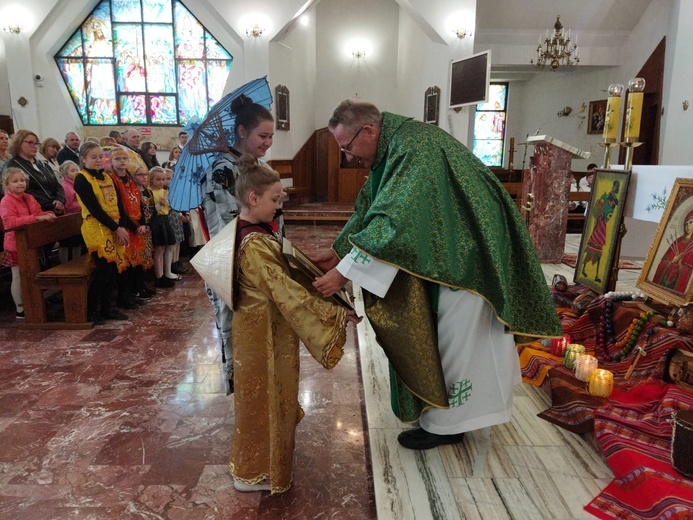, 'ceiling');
475,0,653,33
